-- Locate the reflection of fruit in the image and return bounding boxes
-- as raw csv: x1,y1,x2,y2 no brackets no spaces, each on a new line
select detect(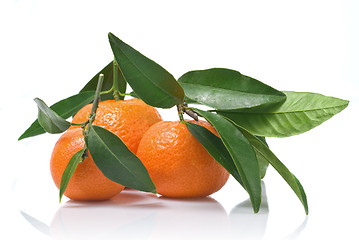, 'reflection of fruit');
71,98,162,153
49,191,230,240
152,197,231,239
50,191,157,239
50,128,125,200
136,120,230,198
